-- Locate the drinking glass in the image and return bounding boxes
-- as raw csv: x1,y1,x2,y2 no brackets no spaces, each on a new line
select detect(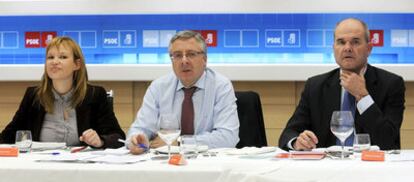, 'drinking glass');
180,135,198,159
353,133,371,152
330,111,354,159
157,115,181,159
15,130,32,153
